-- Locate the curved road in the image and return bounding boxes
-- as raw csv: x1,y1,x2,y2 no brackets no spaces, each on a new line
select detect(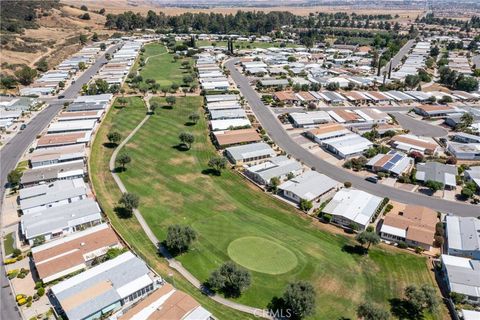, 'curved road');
0,44,119,320
225,58,479,217
107,96,271,319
